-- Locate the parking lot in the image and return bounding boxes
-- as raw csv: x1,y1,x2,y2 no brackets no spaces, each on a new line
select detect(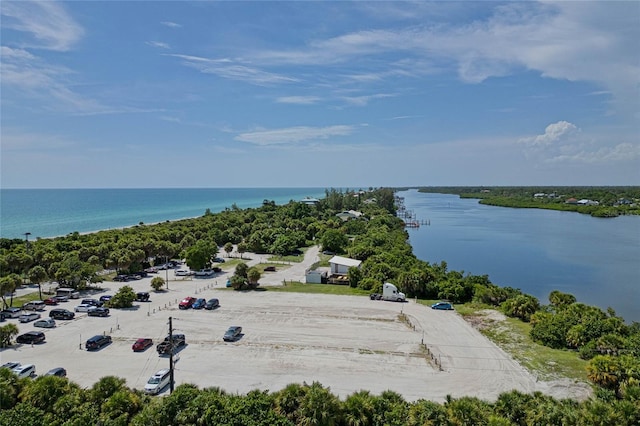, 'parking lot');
1,274,592,402
1,248,592,402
